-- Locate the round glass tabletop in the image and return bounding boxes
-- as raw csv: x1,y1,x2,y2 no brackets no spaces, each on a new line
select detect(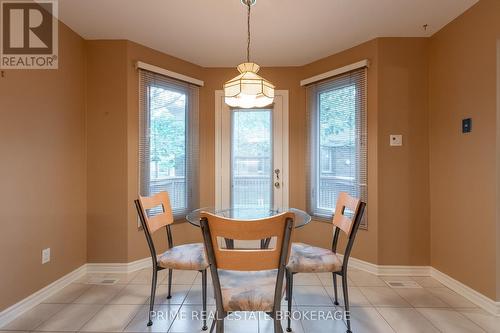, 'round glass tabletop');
186,207,311,228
